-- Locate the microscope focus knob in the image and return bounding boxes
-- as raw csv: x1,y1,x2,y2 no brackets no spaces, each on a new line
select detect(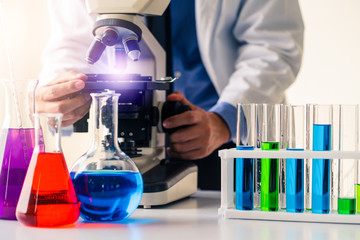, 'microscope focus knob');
150,106,160,127
161,101,191,134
